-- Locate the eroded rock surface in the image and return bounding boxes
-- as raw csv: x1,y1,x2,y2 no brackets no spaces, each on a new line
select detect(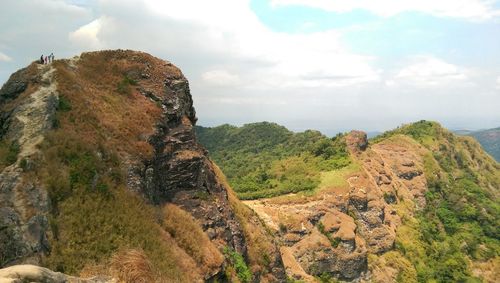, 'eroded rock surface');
245,132,429,282
0,64,58,266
